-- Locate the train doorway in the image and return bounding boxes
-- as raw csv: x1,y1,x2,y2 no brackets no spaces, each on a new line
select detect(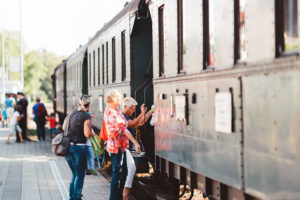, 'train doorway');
130,12,154,163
